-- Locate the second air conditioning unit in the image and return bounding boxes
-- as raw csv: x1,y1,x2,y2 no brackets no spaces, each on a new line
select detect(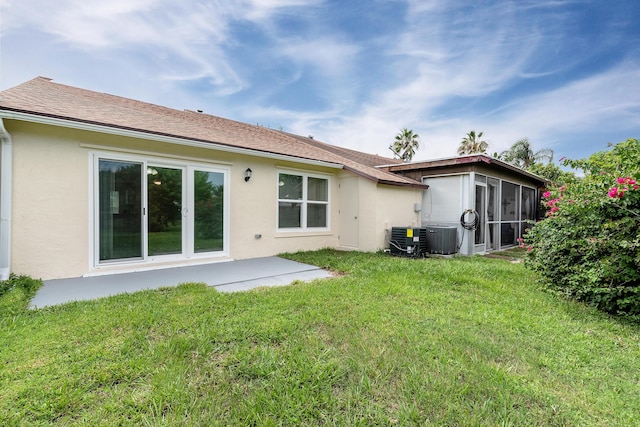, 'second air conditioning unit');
424,225,457,255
